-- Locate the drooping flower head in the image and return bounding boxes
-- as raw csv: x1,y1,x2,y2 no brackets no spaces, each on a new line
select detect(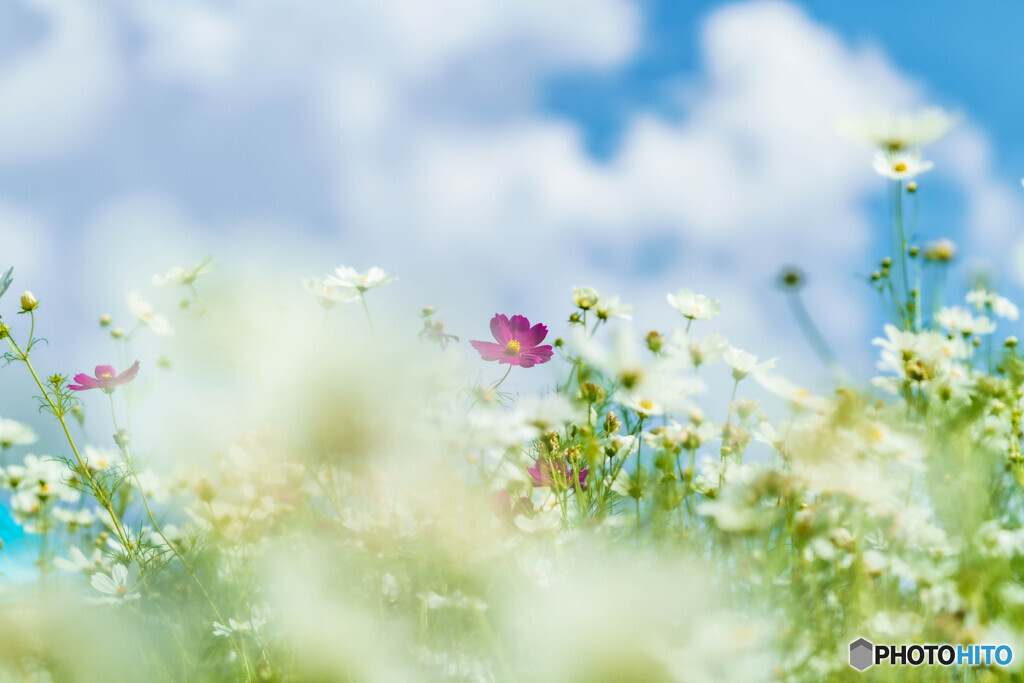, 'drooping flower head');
152,255,218,287
325,266,395,293
470,314,553,368
837,108,960,151
302,277,362,309
128,293,174,335
69,361,141,393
